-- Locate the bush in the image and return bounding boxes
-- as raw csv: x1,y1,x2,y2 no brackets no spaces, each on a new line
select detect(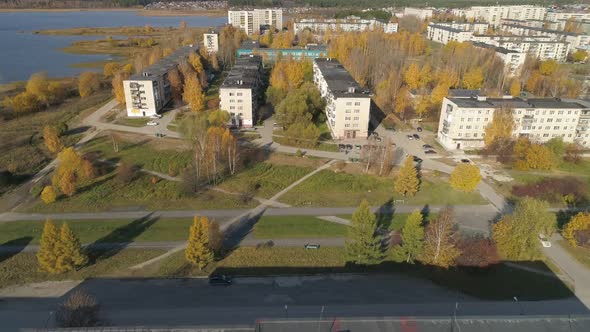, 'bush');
56,290,100,328
30,182,45,197
456,236,499,268
115,162,138,184
511,177,587,205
